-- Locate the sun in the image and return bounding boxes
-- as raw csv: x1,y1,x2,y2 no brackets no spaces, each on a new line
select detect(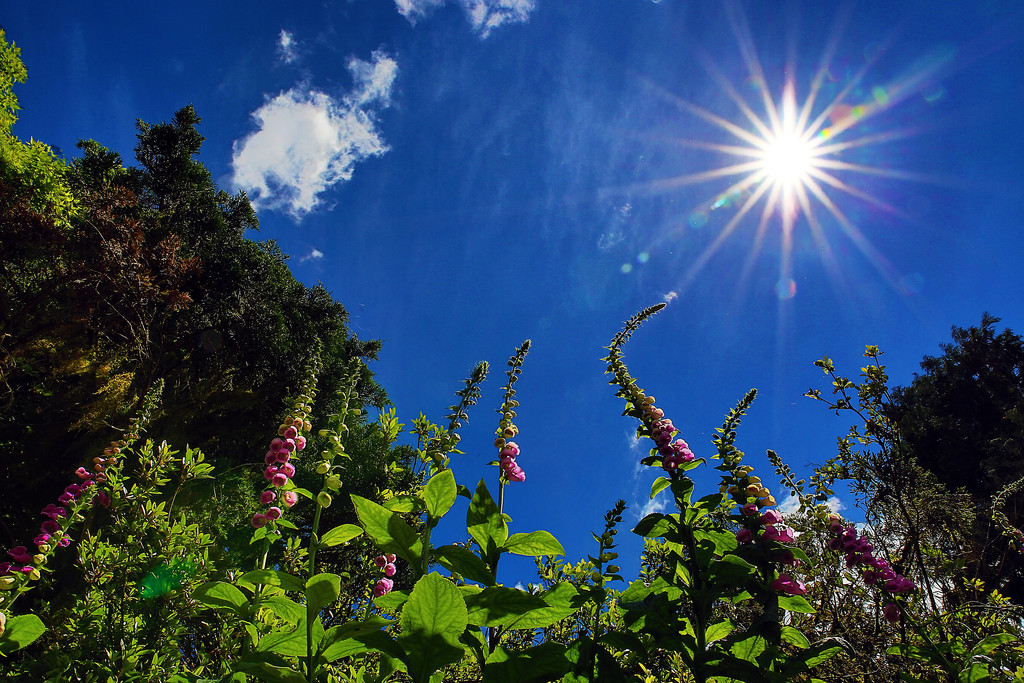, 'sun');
623,6,953,301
